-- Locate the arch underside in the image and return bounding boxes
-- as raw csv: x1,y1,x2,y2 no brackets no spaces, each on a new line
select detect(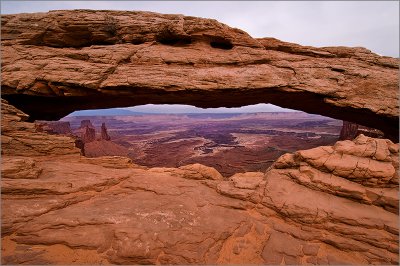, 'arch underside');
1,10,398,141
2,86,398,142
